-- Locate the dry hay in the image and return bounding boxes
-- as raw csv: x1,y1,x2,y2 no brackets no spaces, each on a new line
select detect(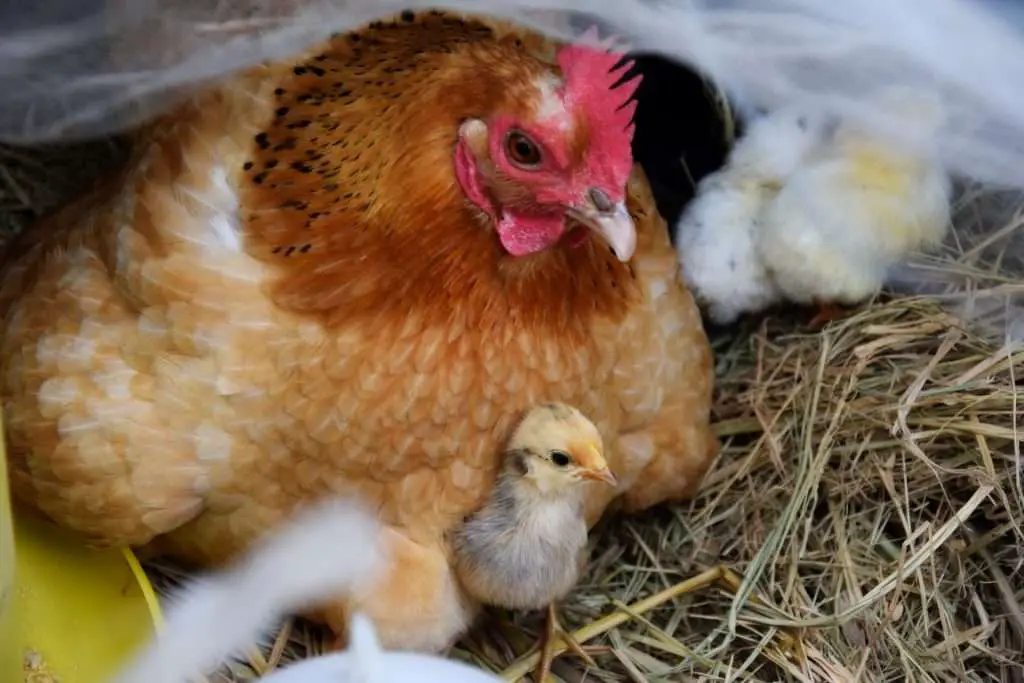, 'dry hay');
2,82,1023,683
